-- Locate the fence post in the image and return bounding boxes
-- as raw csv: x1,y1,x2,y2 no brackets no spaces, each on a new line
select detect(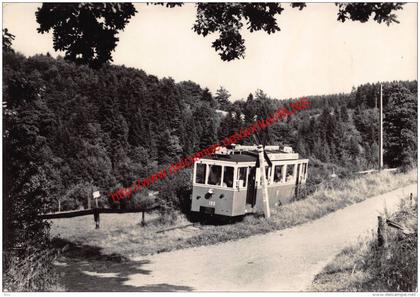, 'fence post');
141,211,146,227
93,208,100,229
377,216,387,247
